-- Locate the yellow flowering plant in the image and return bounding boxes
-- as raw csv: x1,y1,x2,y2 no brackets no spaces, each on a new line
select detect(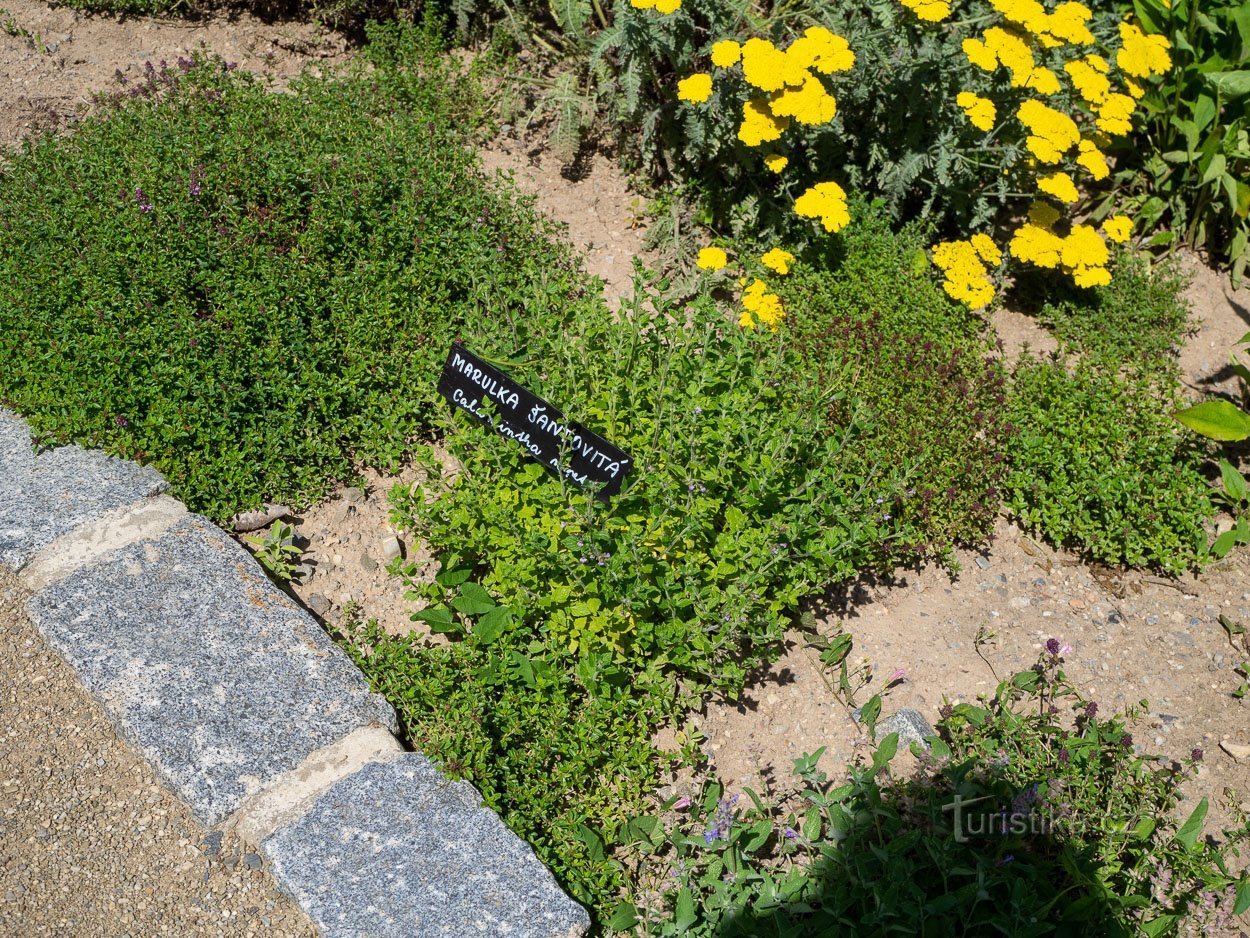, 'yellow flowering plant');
1092,0,1250,285
665,0,1174,315
895,0,1173,305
